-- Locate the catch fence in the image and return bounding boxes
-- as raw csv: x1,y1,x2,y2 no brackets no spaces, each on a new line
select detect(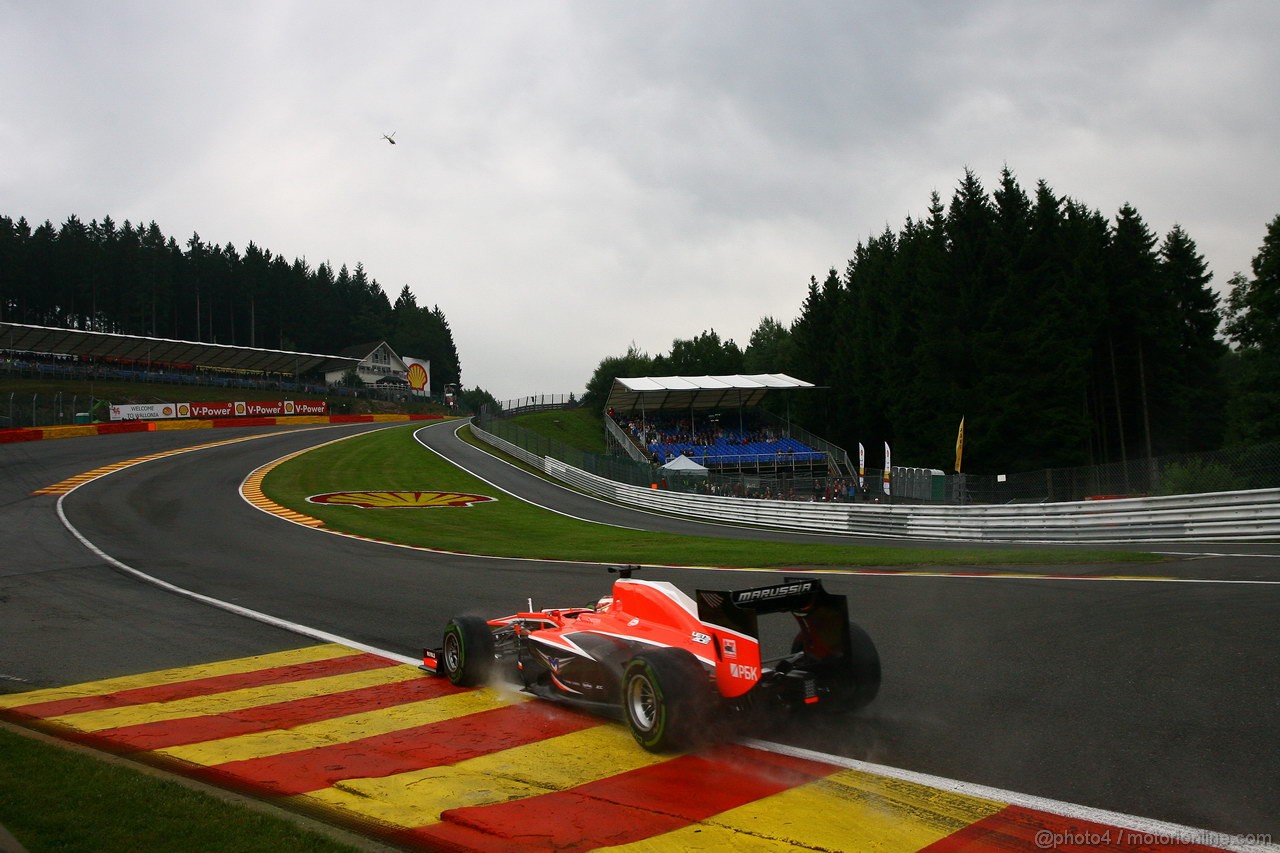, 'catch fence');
478,397,1280,503
1,391,101,429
